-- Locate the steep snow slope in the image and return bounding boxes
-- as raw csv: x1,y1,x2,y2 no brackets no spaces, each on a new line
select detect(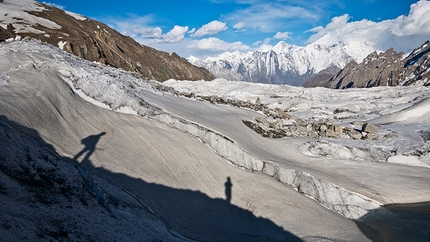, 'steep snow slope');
0,40,372,240
189,36,374,85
